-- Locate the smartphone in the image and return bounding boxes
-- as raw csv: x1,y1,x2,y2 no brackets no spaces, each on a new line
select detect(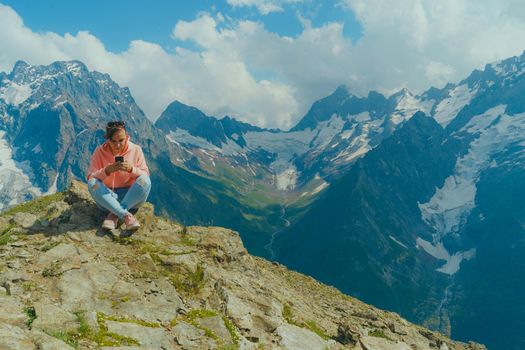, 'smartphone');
115,156,124,163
